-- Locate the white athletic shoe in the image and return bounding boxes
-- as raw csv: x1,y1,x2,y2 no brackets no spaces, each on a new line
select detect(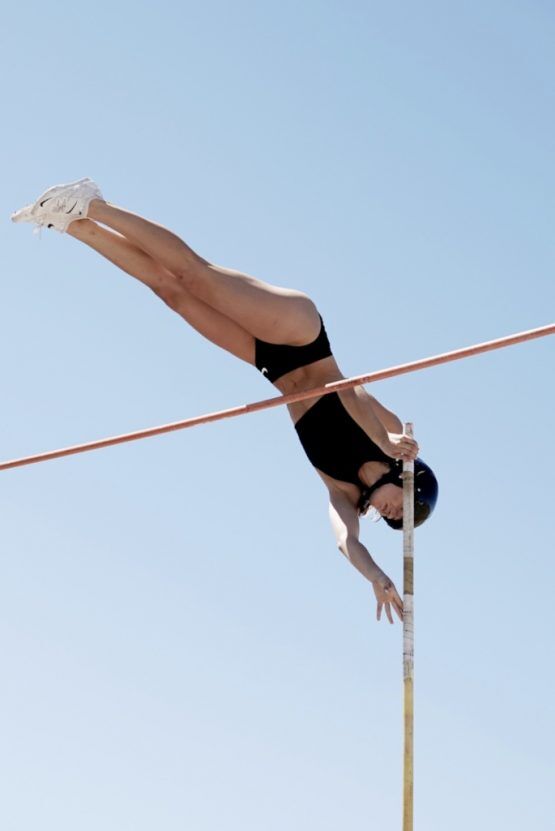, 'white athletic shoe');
11,177,104,233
